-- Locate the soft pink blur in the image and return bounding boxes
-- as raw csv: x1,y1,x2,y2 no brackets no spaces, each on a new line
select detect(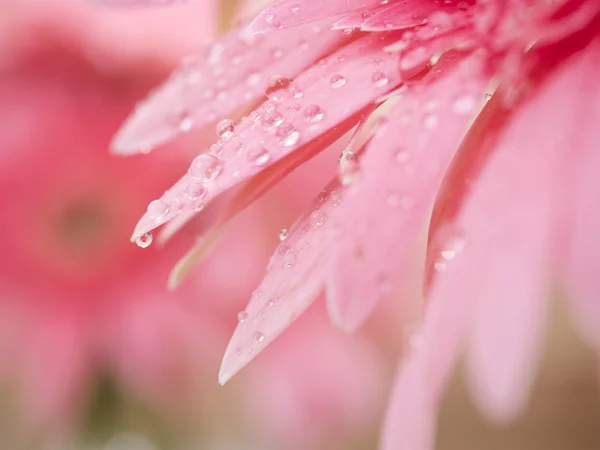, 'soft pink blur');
0,1,392,448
